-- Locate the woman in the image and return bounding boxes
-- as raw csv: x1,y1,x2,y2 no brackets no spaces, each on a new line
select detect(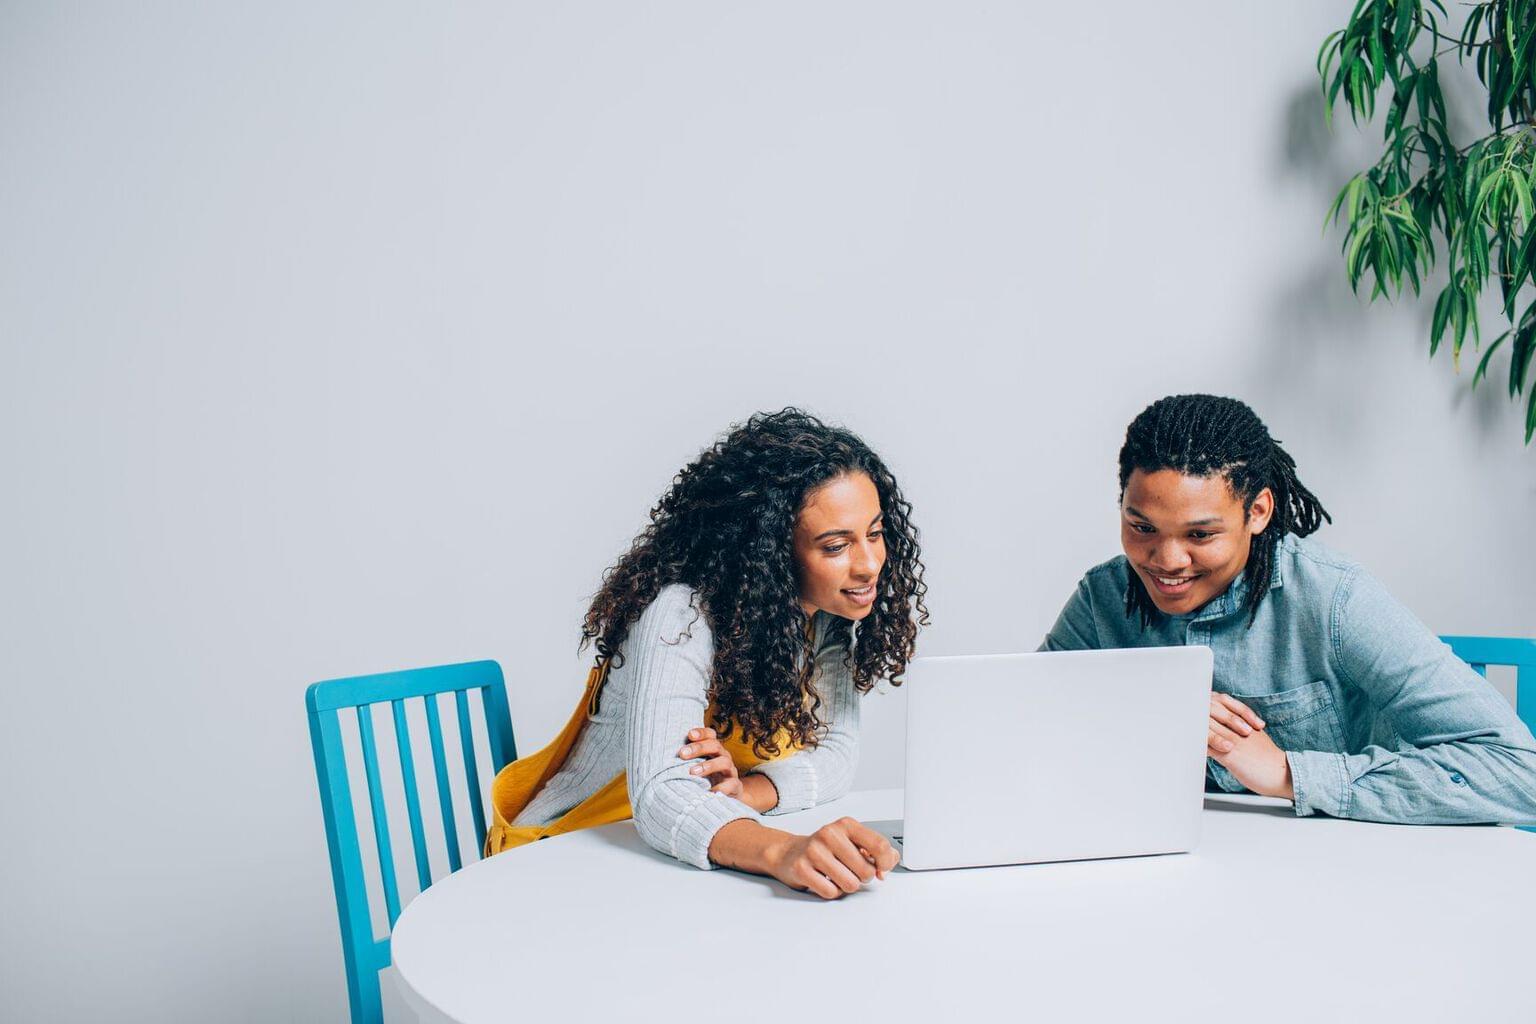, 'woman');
487,408,928,898
1043,394,1536,824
